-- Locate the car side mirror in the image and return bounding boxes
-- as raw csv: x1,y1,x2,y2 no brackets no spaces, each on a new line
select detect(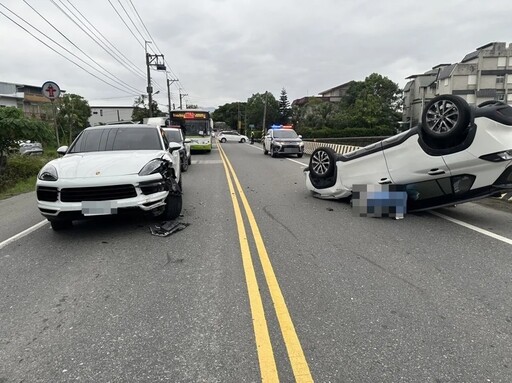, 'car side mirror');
168,142,182,153
298,135,302,139
184,138,191,143
57,146,68,155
